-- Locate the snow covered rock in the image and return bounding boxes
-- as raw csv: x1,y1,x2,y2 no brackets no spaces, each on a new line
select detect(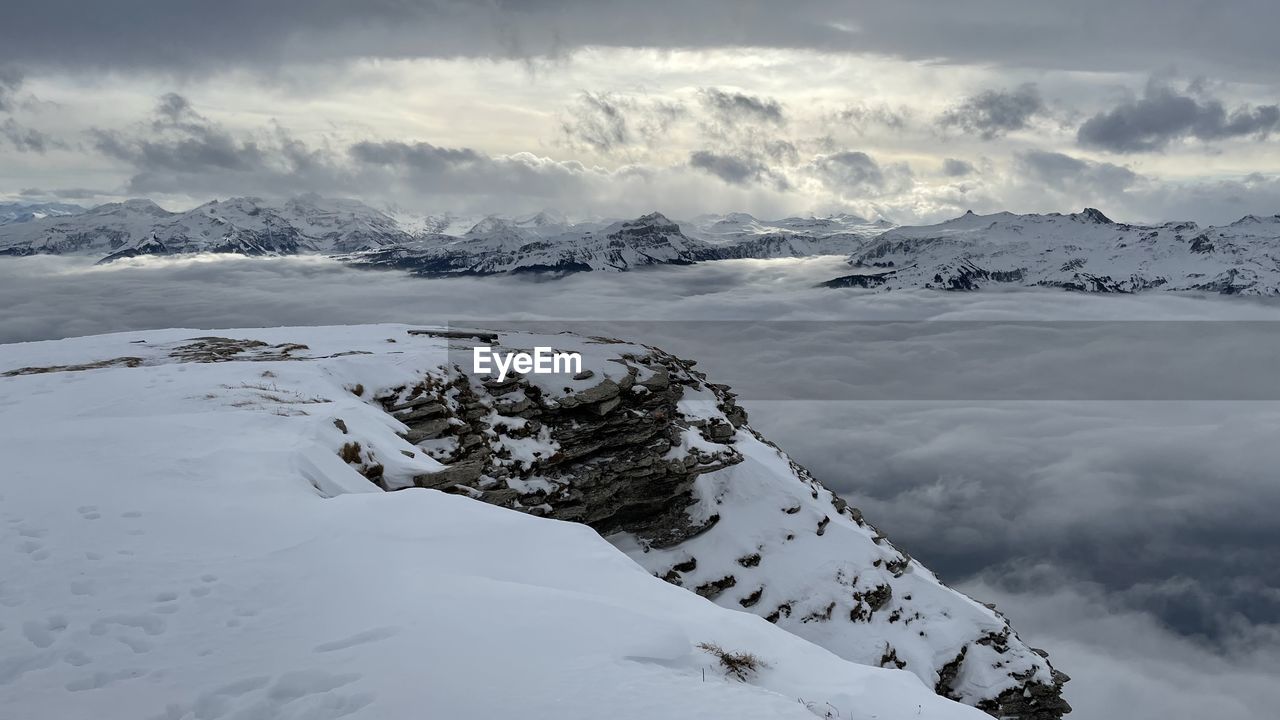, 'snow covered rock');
824,208,1280,295
0,325,1002,720
2,324,1069,718
359,329,1071,719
